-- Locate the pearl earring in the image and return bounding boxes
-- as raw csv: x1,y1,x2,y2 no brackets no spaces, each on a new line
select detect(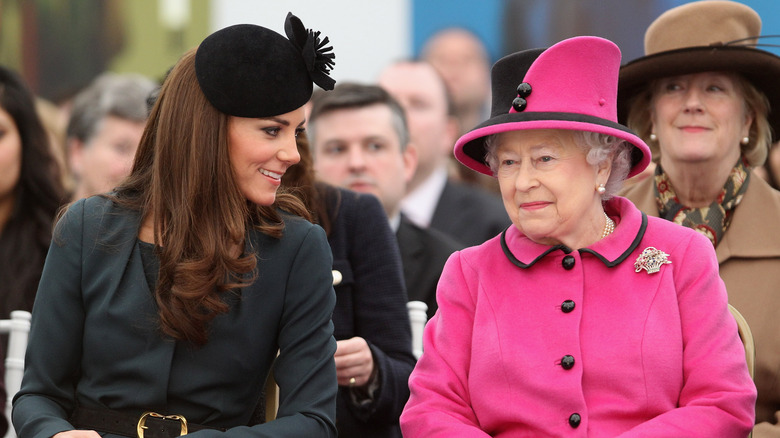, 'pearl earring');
649,133,658,142
596,183,606,194
741,136,750,145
